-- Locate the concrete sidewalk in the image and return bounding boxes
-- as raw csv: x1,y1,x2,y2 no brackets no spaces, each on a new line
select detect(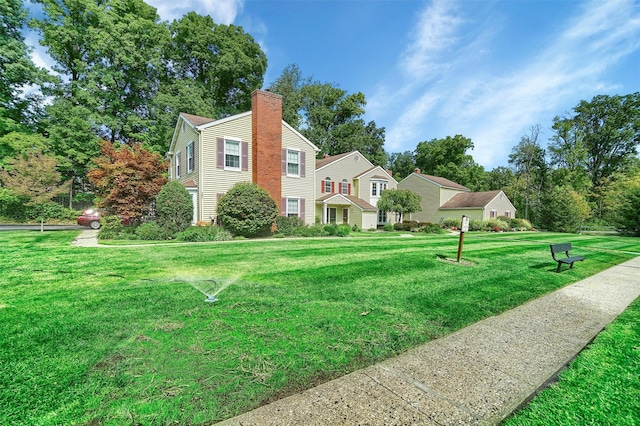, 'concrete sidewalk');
218,257,640,425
